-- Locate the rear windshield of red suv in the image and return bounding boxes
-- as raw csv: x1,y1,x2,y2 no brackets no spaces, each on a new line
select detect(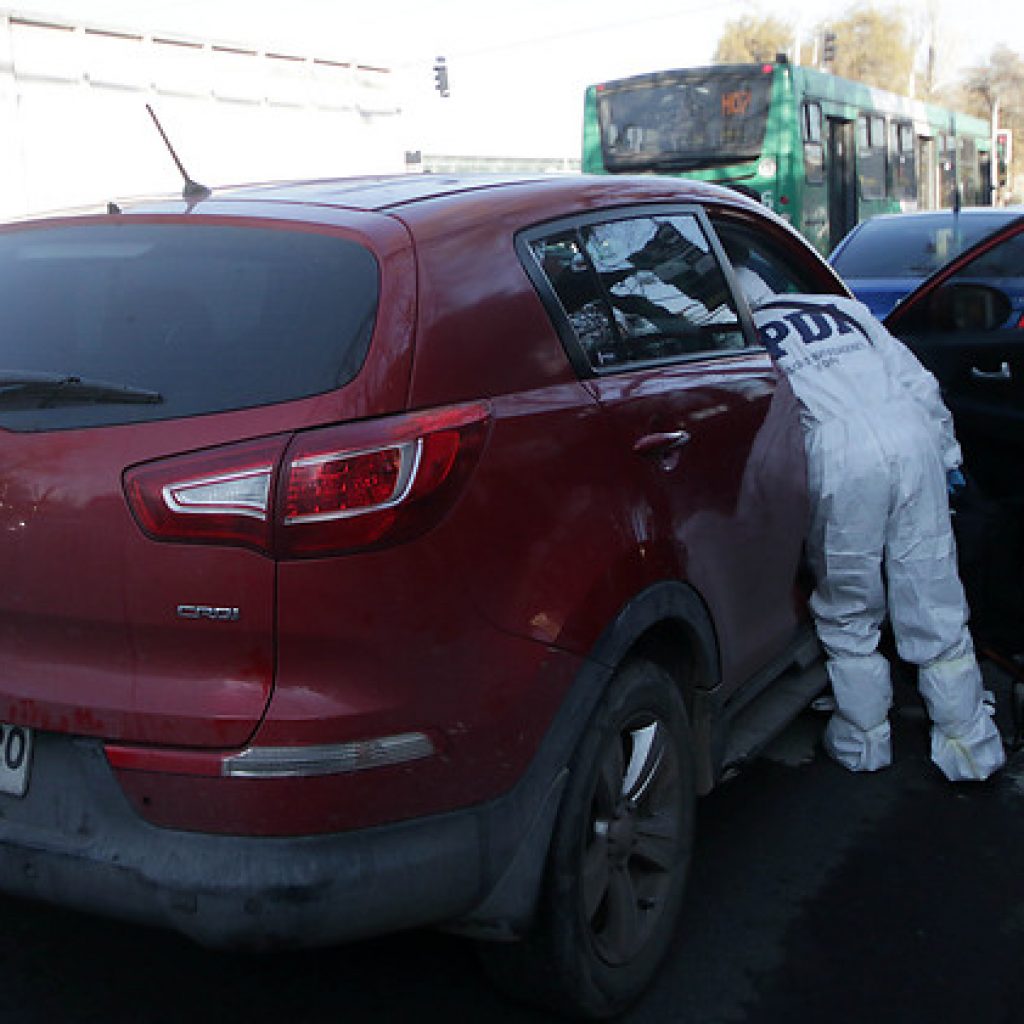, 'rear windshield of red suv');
0,222,379,431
